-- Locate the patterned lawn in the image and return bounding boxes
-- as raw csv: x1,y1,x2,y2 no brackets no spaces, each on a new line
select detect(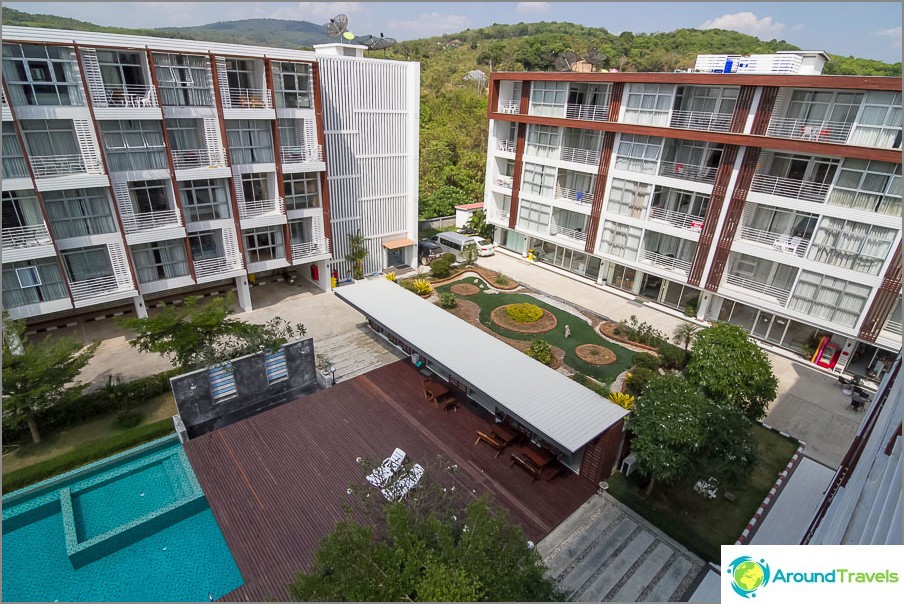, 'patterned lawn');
437,278,635,382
